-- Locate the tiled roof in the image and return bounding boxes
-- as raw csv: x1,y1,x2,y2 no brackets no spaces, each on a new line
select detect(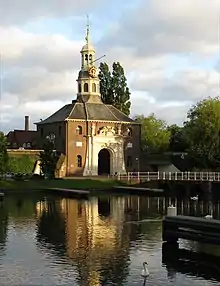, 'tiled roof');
6,130,38,147
36,101,136,125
